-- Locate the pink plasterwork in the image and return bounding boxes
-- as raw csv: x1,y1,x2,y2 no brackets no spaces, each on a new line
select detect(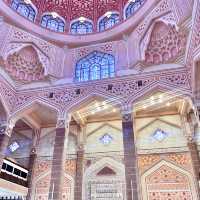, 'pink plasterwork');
144,21,187,65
